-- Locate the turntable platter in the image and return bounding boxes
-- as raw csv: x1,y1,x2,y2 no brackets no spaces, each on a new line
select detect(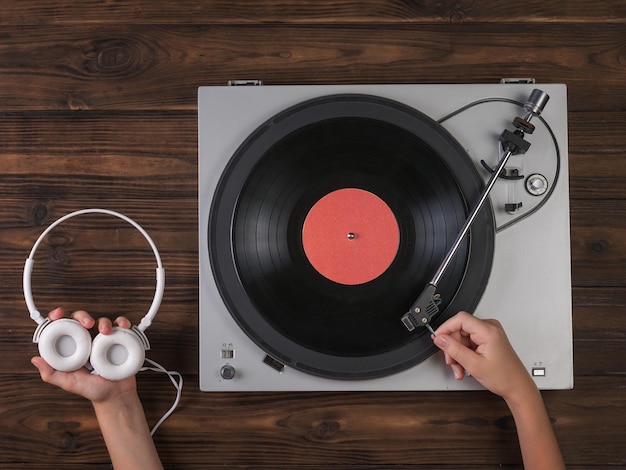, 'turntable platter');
208,94,494,379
